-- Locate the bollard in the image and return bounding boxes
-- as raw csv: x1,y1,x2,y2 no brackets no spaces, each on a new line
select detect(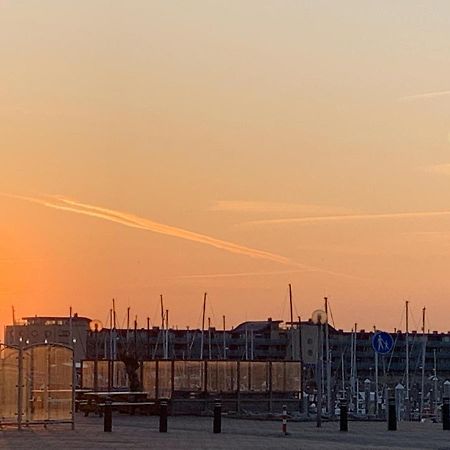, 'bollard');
388,396,397,431
104,399,112,432
443,397,450,430
339,399,348,432
159,399,168,433
282,404,288,435
213,400,222,433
